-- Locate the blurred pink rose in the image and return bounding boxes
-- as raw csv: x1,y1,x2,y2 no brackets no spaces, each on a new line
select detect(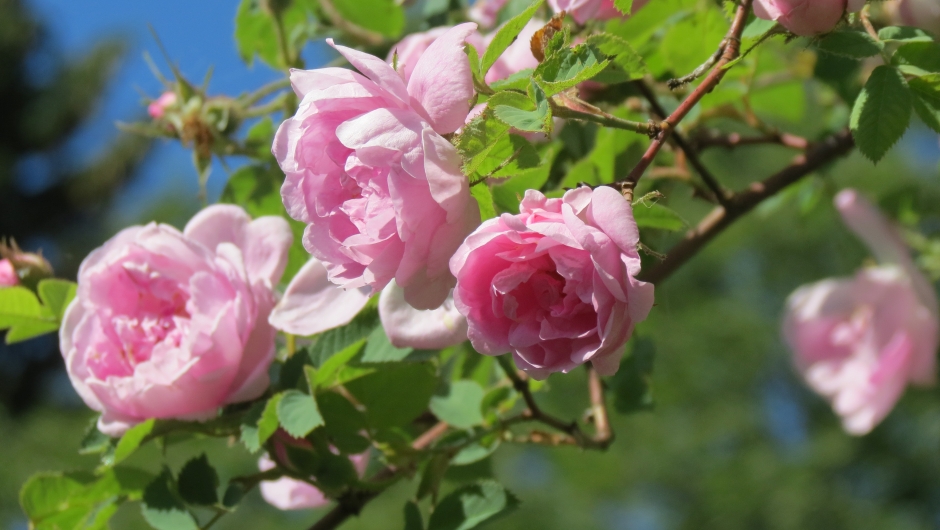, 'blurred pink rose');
892,0,940,34
258,431,369,511
548,0,648,24
0,259,16,286
468,0,510,28
483,19,543,83
60,205,292,436
450,187,654,379
782,189,939,435
754,0,865,36
148,91,177,119
276,24,480,312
